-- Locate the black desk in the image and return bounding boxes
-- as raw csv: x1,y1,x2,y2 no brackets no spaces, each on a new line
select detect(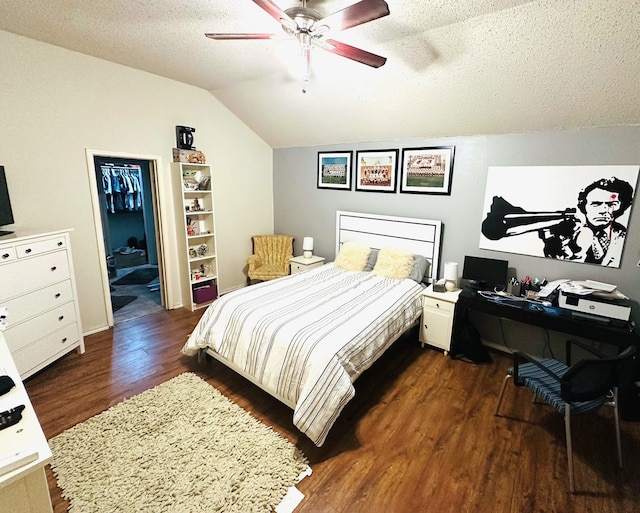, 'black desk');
451,287,640,355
